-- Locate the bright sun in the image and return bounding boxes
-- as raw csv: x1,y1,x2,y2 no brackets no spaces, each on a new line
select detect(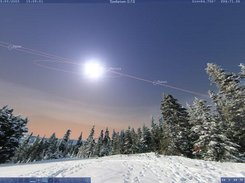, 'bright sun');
83,61,105,79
